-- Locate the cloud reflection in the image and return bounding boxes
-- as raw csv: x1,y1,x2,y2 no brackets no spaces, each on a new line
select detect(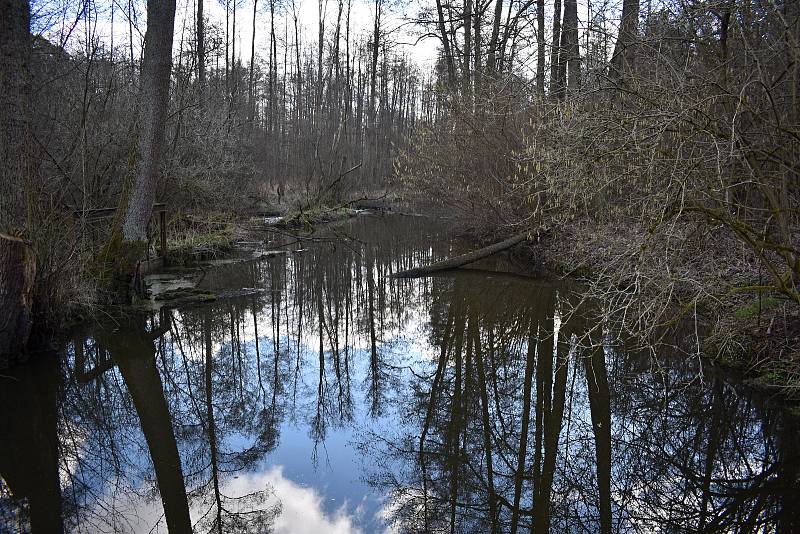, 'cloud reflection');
79,465,365,533
246,466,363,534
